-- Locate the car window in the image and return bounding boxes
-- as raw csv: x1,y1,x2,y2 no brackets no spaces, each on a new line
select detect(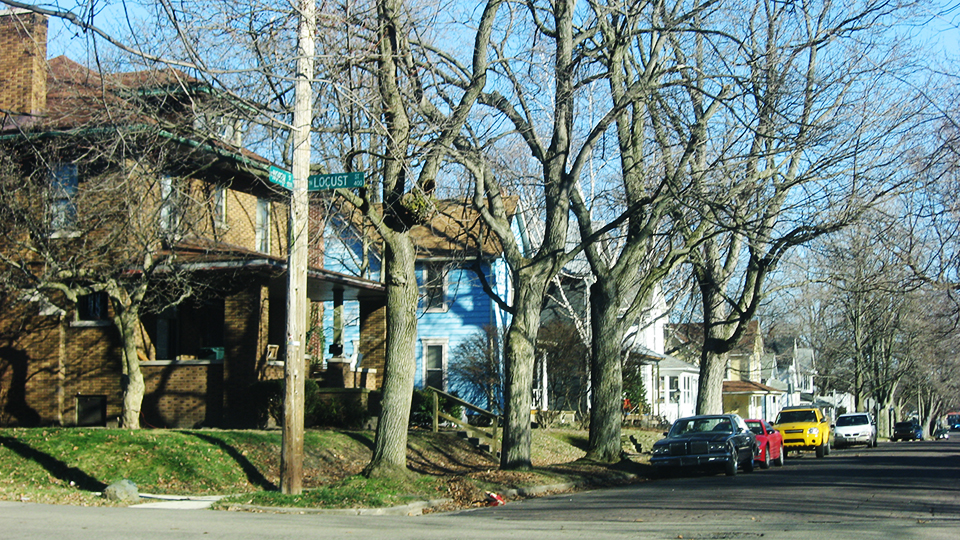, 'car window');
837,415,869,427
671,417,732,435
745,421,764,435
776,410,818,424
